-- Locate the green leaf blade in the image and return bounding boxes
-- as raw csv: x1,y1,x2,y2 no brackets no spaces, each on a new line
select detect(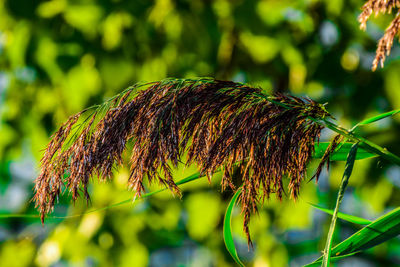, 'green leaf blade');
312,206,400,264
314,142,377,161
310,203,371,225
332,207,400,256
322,143,359,267
357,109,400,126
304,252,359,266
223,188,245,267
0,171,206,220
